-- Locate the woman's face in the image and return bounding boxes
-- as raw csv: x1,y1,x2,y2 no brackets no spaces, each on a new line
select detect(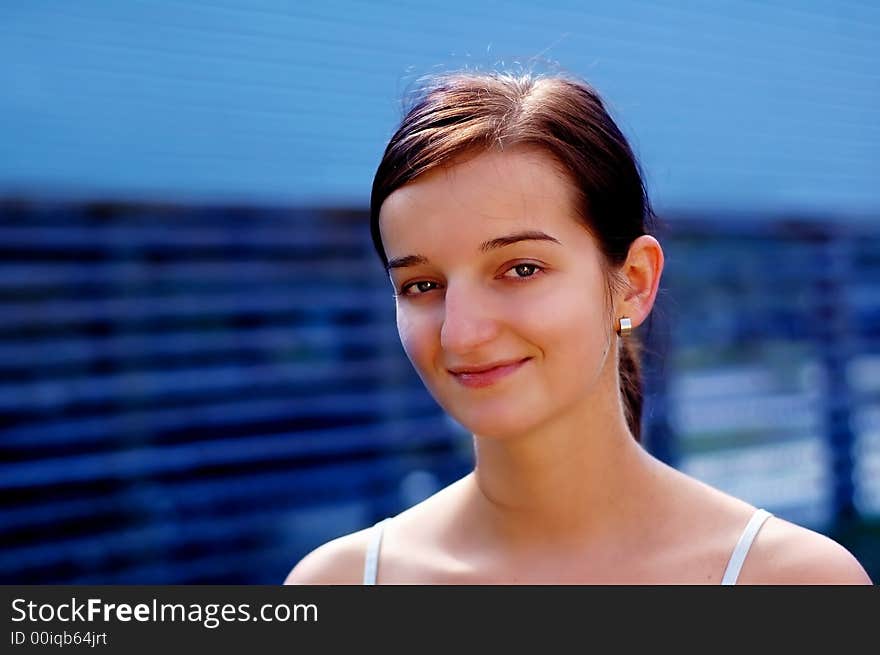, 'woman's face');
378,147,617,438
